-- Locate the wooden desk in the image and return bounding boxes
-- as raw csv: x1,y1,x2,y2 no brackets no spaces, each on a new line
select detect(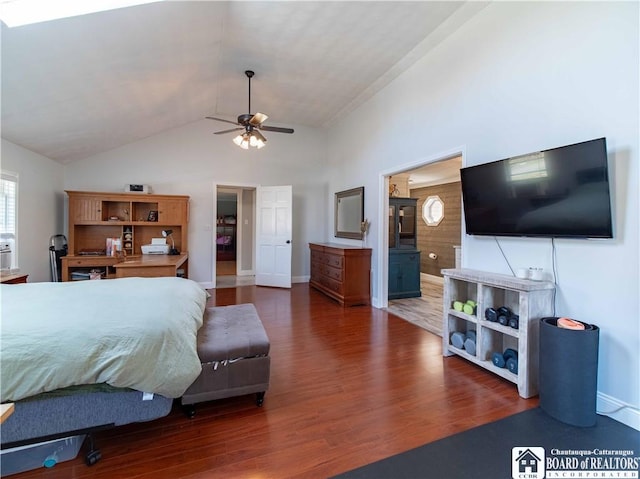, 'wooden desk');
114,253,188,279
62,255,122,281
0,272,28,284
